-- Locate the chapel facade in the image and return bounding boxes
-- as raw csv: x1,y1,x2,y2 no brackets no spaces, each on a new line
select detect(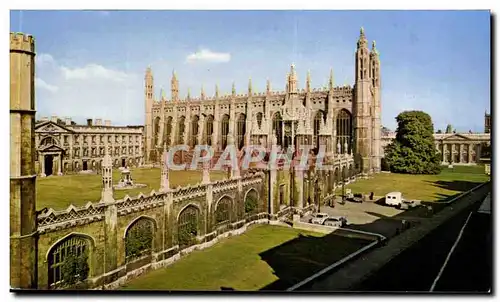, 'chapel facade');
144,28,382,174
